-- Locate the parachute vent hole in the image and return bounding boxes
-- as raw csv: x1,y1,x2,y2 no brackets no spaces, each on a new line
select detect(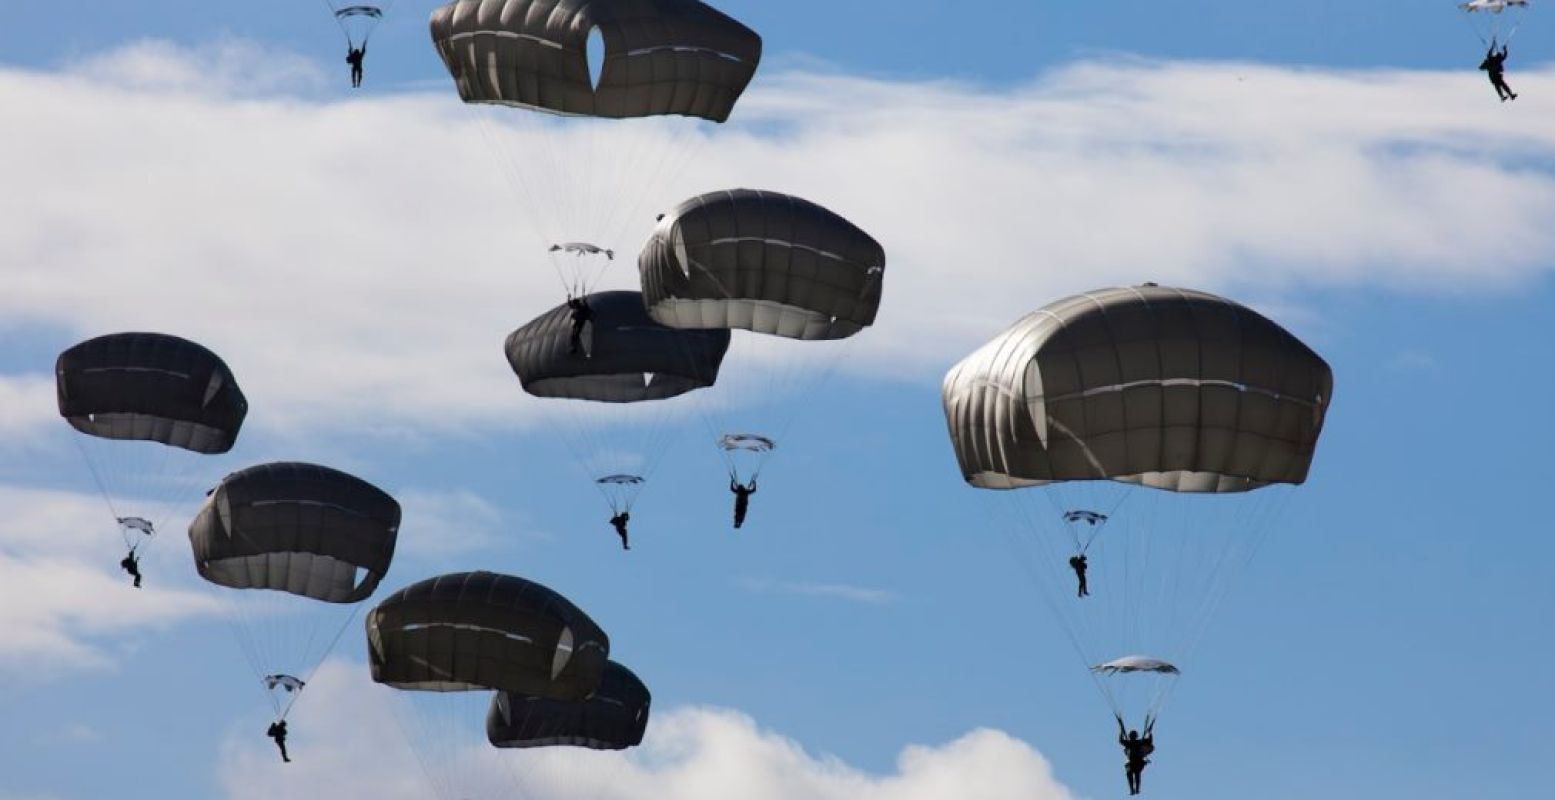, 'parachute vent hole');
586,27,606,91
